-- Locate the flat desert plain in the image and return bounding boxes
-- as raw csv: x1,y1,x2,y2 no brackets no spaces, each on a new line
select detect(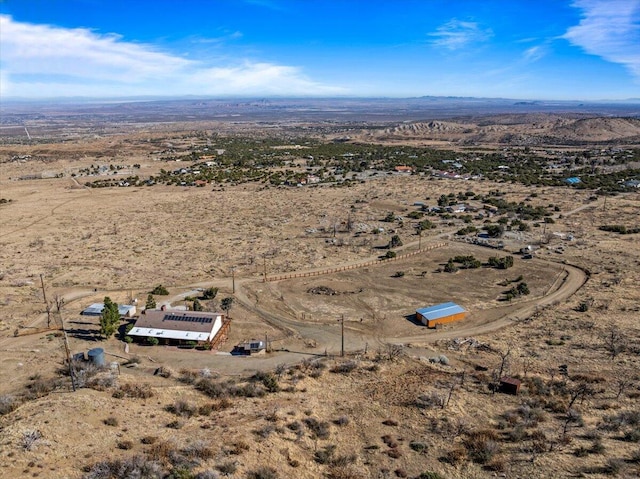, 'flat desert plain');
0,123,639,479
